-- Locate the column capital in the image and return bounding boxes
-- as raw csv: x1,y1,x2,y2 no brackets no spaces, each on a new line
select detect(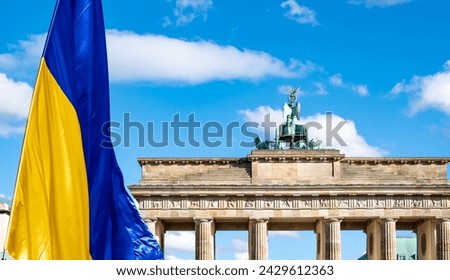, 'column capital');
249,217,269,223
379,217,398,223
436,218,450,223
323,217,343,223
143,217,158,223
194,217,214,224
